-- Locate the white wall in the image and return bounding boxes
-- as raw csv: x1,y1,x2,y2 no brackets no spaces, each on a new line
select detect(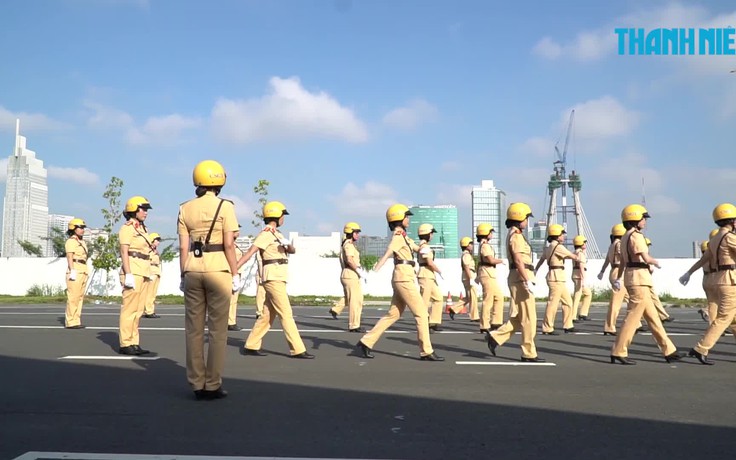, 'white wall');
0,255,709,299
